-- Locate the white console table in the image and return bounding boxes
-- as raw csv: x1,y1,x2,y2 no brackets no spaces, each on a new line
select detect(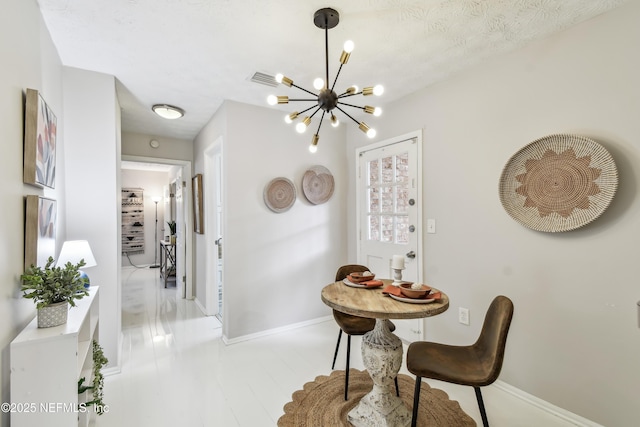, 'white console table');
10,287,100,427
